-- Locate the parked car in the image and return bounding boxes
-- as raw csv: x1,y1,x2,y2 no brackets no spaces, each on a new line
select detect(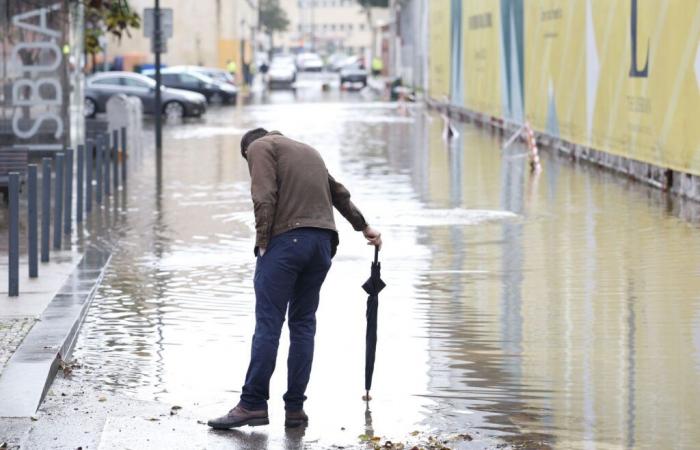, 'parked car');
340,62,368,87
143,68,237,104
326,52,349,72
295,52,324,72
267,58,297,88
84,72,207,119
334,55,362,72
168,65,236,86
